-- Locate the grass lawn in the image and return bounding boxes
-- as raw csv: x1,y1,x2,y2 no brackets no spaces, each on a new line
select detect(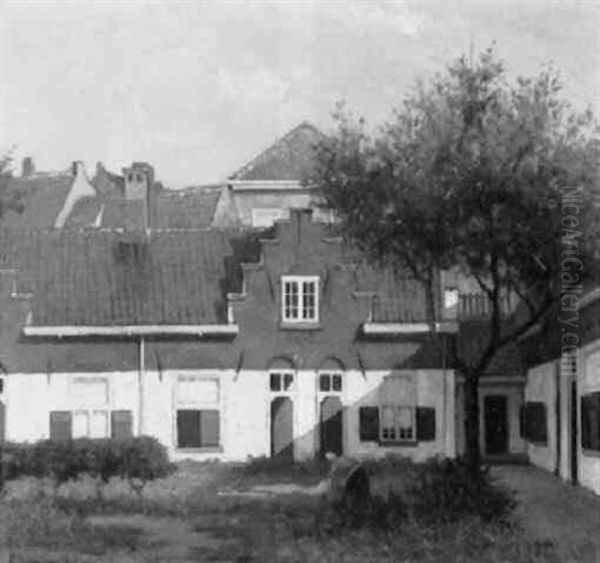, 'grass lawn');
0,457,563,563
